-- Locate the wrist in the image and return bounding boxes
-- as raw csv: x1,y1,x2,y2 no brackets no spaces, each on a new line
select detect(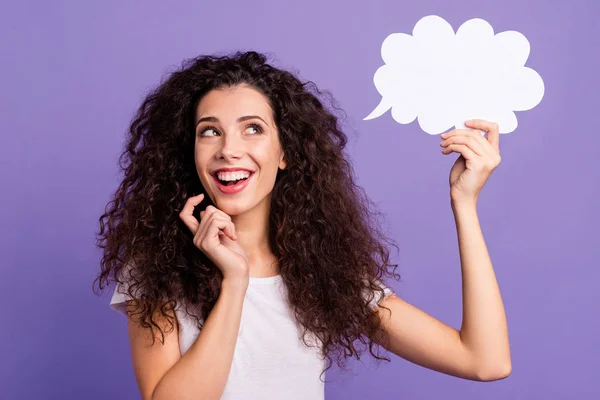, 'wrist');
222,275,249,293
451,196,477,210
